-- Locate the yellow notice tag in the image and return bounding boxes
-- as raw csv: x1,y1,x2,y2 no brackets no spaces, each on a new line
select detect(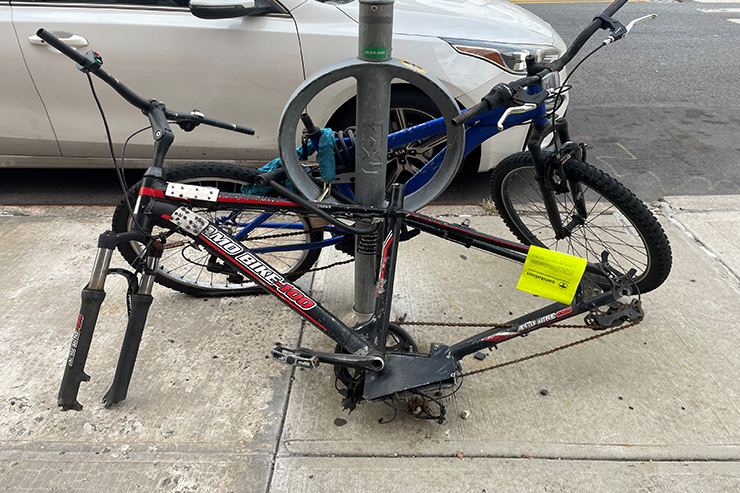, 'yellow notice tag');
516,246,588,304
